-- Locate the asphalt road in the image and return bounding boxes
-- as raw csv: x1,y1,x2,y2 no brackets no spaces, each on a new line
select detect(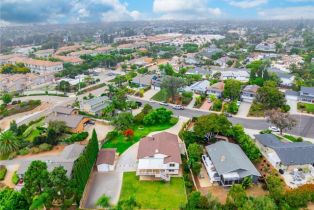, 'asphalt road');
128,96,314,139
